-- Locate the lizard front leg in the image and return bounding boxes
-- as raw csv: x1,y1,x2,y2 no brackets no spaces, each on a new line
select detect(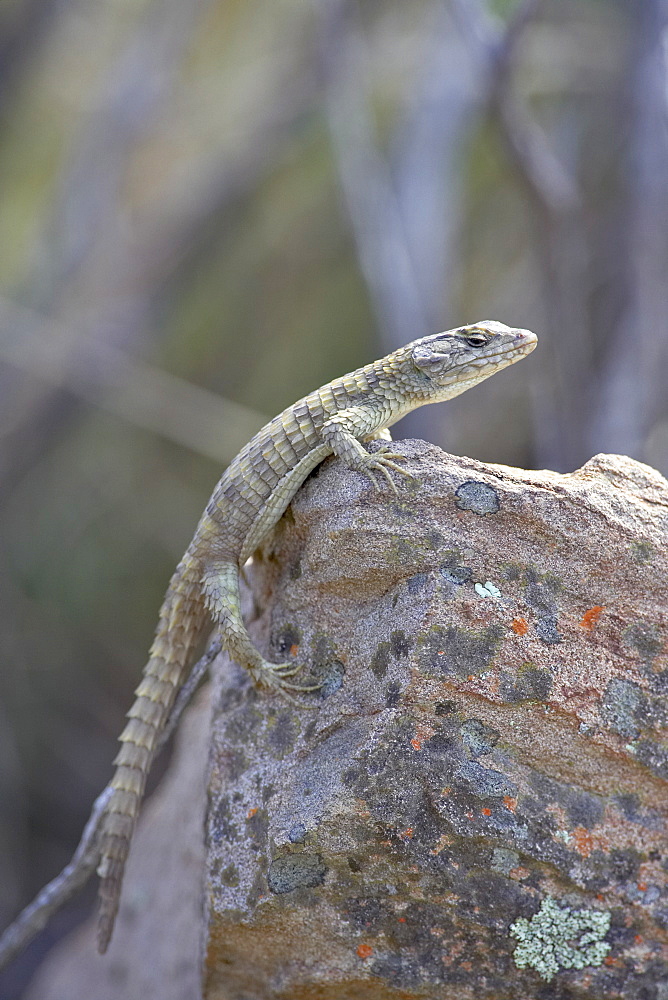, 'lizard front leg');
321,408,409,492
